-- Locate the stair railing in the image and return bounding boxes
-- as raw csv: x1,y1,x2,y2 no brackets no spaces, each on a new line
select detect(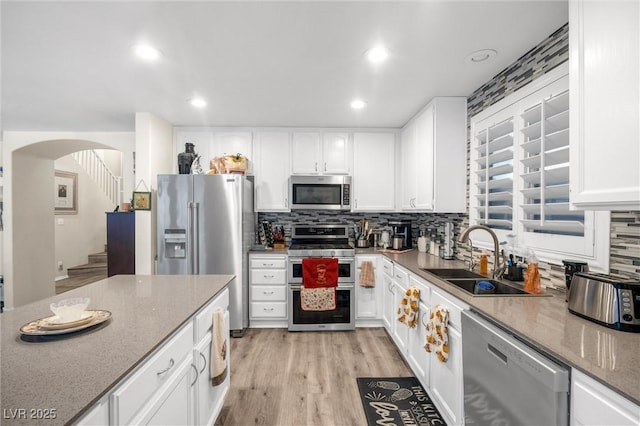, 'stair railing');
72,150,122,207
